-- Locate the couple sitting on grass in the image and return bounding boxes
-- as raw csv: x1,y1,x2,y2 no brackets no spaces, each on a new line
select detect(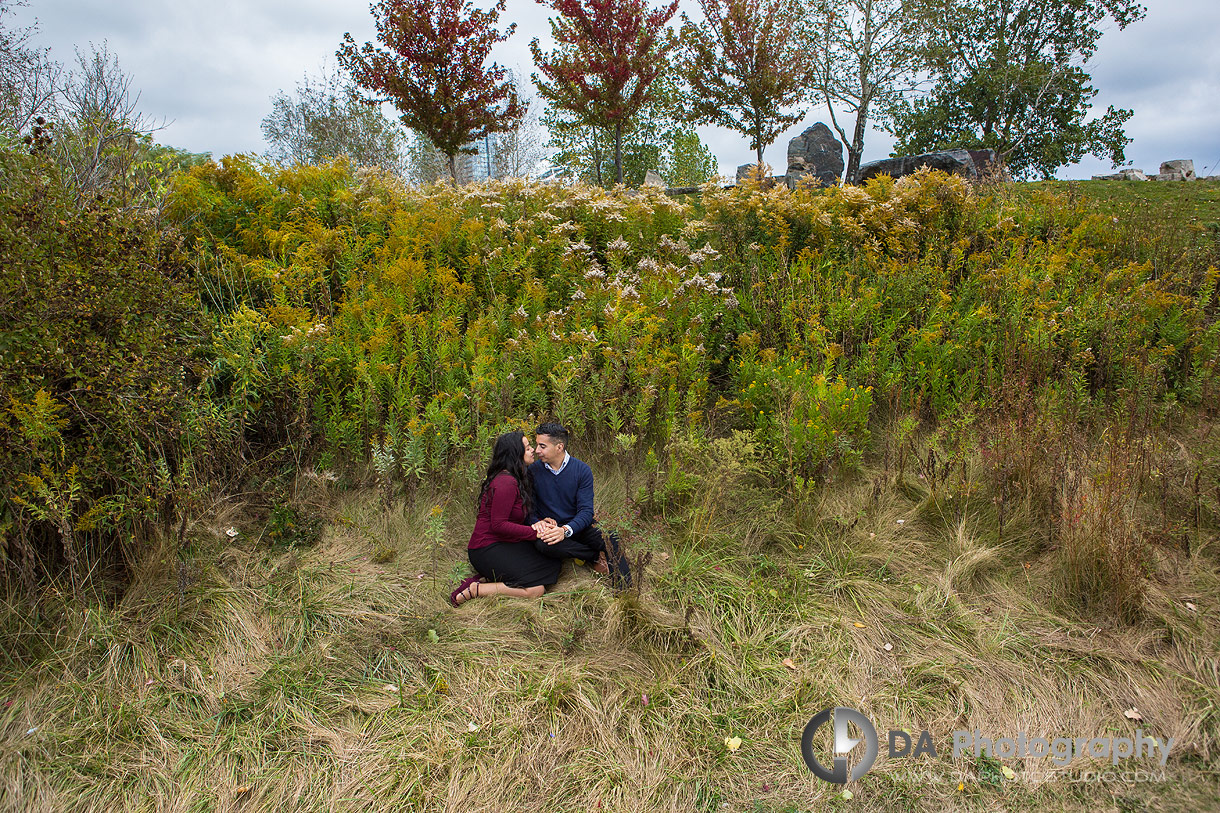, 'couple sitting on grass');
449,422,632,606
